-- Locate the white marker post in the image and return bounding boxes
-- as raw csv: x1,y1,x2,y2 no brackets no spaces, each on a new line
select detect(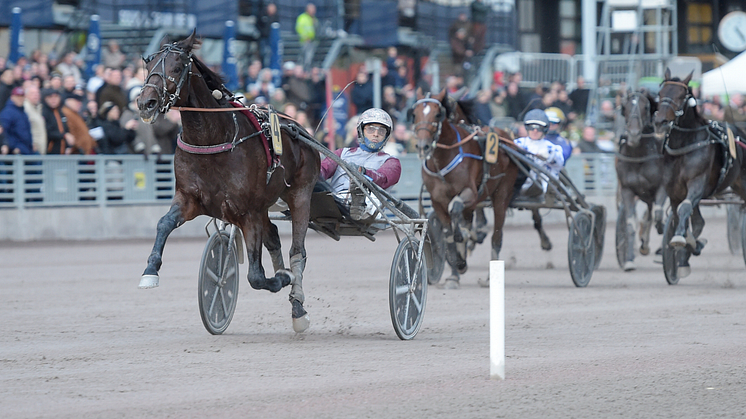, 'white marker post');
490,260,505,380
